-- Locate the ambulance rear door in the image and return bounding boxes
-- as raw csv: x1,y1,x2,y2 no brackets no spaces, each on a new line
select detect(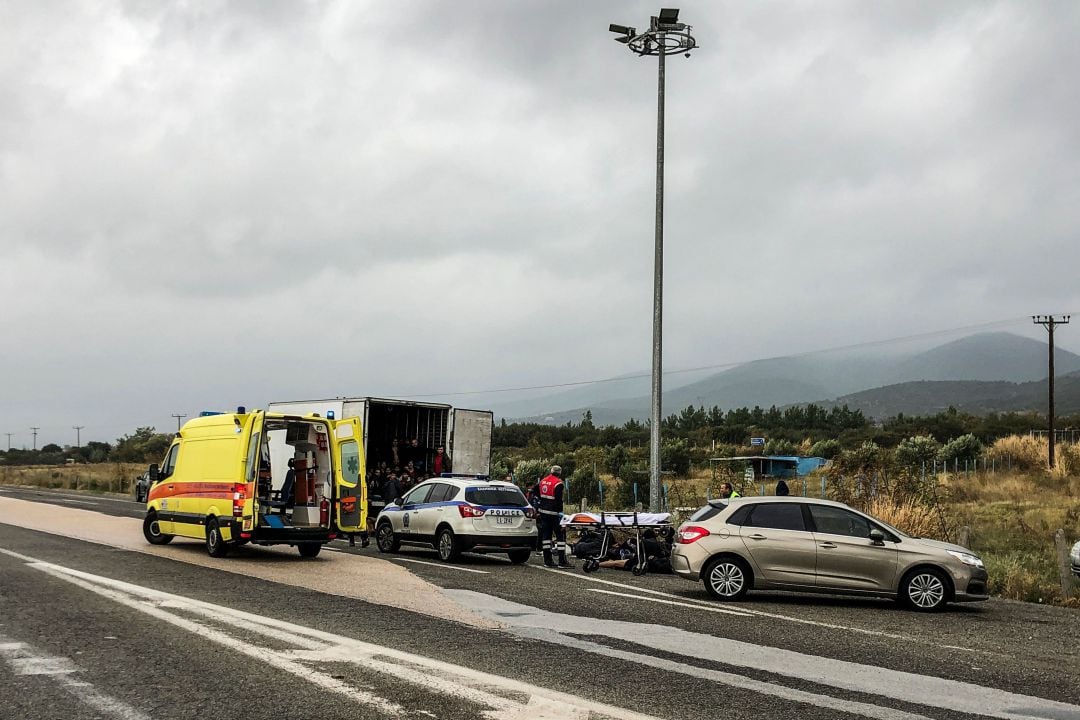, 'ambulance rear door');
331,417,365,533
